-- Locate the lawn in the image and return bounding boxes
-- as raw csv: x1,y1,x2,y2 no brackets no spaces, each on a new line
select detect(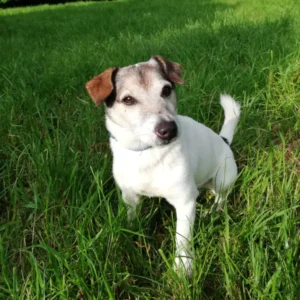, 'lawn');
0,0,300,298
